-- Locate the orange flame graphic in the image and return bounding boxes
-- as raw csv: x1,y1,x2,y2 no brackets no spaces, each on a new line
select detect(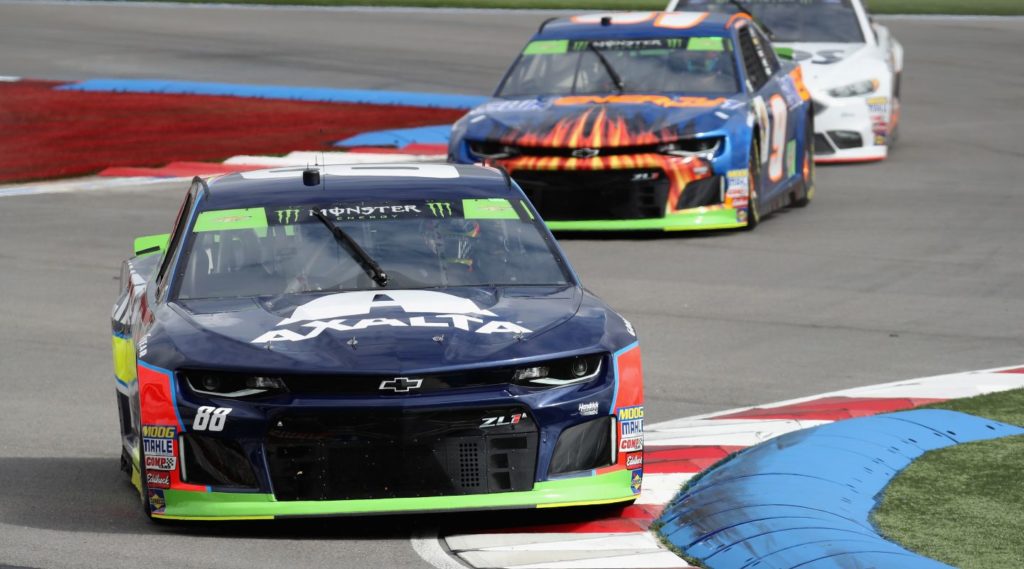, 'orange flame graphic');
497,108,714,214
